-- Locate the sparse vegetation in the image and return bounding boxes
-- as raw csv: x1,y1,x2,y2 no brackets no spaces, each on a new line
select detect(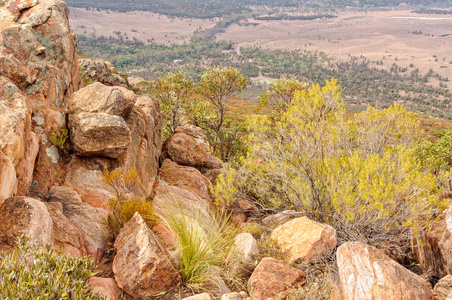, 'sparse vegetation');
102,166,158,236
49,129,71,162
0,237,103,299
